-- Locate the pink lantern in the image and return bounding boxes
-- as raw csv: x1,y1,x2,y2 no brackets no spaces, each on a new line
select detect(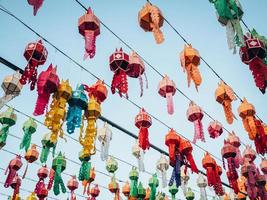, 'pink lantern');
10,174,21,200
27,0,44,16
242,145,256,163
67,176,79,200
4,155,23,188
207,121,223,139
158,75,176,115
227,132,243,168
